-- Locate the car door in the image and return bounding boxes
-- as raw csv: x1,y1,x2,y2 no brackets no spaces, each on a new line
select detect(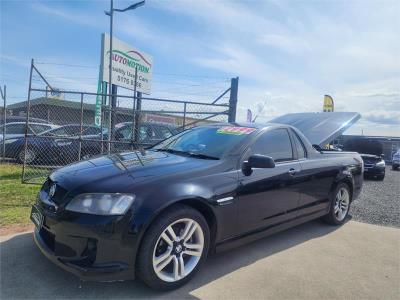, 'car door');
236,128,302,235
289,129,338,216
